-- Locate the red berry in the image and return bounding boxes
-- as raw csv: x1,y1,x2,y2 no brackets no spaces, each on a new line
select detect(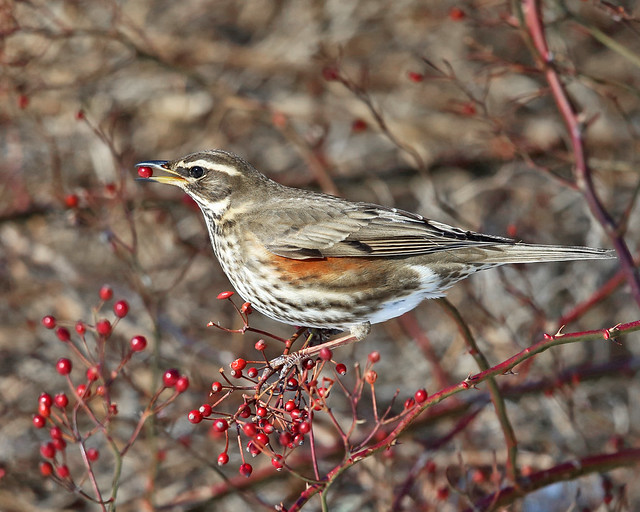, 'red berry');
56,465,70,478
175,376,190,393
187,409,203,424
137,166,153,179
404,397,415,409
40,442,56,459
335,363,347,375
230,368,243,379
231,358,247,371
449,7,466,20
239,463,253,477
471,469,485,483
322,66,340,81
238,404,251,418
365,370,378,384
41,315,56,329
86,366,100,382
199,404,212,417
263,422,275,434
319,347,332,361
56,358,72,375
256,406,267,417
246,367,258,379
55,327,71,342
216,291,234,300
286,377,298,390
240,302,252,314
247,441,261,456
436,486,450,500
368,351,380,363
243,423,257,437
279,432,293,447
76,384,90,399
163,369,180,387
49,426,63,440
130,335,147,352
39,392,53,407
284,400,296,412
290,408,303,420
255,432,269,446
75,110,85,120
271,110,287,128
96,319,112,337
86,448,99,461
211,381,223,394
212,418,229,432
64,194,79,209
407,71,424,82
254,339,266,351
351,119,367,133
53,438,66,451
75,321,86,335
39,461,53,477
54,393,69,409
298,421,311,434
460,102,476,116
217,452,229,465
99,285,113,301
293,433,305,446
33,414,46,429
414,388,428,403
113,300,129,318
18,94,29,109
38,402,51,418
271,455,284,470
